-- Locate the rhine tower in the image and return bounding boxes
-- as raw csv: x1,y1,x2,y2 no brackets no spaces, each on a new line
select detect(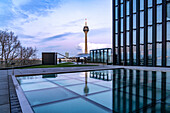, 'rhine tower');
83,18,89,54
